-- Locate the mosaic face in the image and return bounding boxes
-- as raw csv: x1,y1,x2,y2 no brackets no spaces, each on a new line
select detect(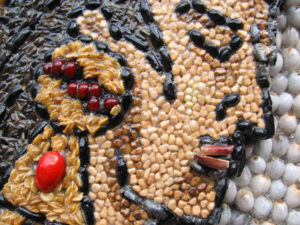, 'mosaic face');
0,0,278,224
